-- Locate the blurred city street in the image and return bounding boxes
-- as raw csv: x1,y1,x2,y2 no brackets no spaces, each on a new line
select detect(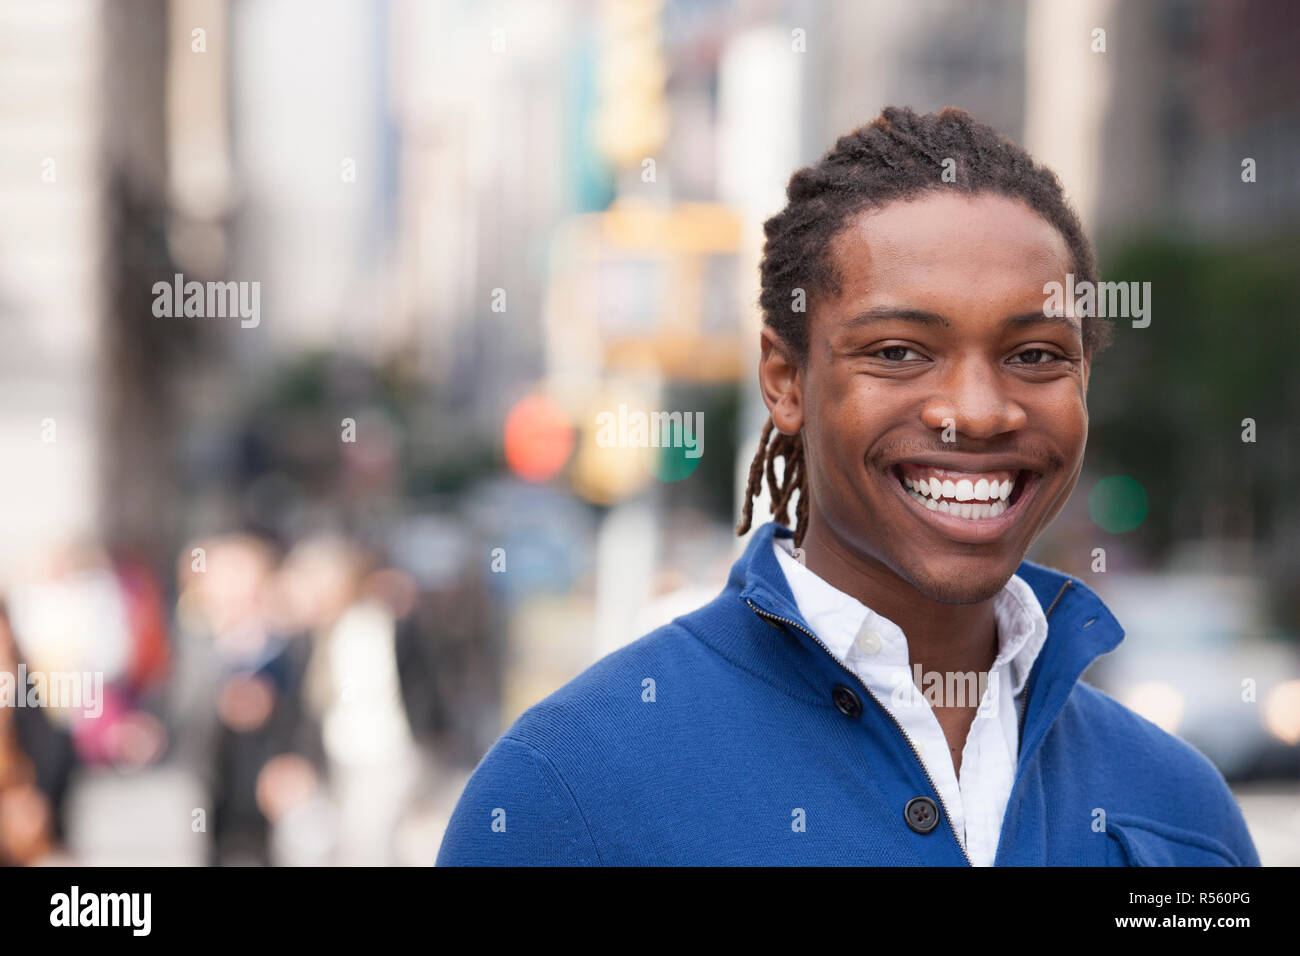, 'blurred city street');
1234,784,1300,868
0,0,1297,867
57,761,472,867
46,765,1300,866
